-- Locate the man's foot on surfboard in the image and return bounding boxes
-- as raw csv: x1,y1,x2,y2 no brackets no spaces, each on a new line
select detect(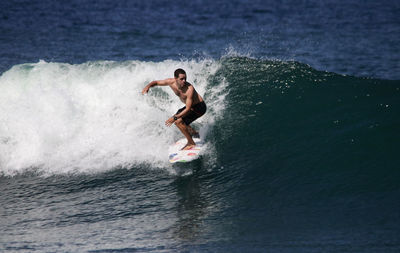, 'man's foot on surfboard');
181,143,196,150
